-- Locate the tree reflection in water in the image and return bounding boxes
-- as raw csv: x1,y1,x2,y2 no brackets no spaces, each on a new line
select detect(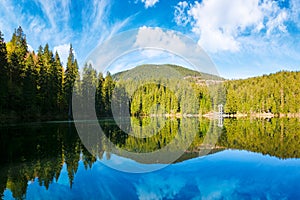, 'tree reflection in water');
0,117,300,199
